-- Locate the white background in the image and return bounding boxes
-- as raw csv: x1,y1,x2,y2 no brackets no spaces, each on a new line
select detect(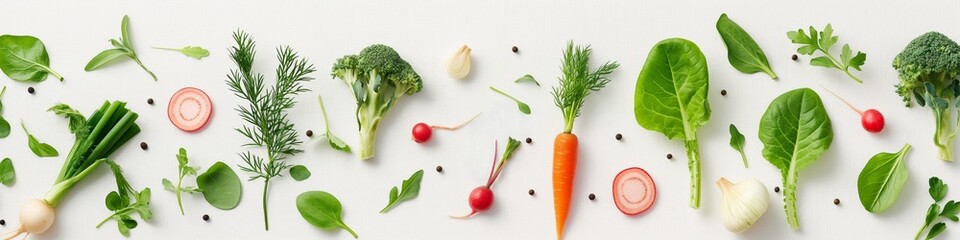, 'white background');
1,0,959,239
